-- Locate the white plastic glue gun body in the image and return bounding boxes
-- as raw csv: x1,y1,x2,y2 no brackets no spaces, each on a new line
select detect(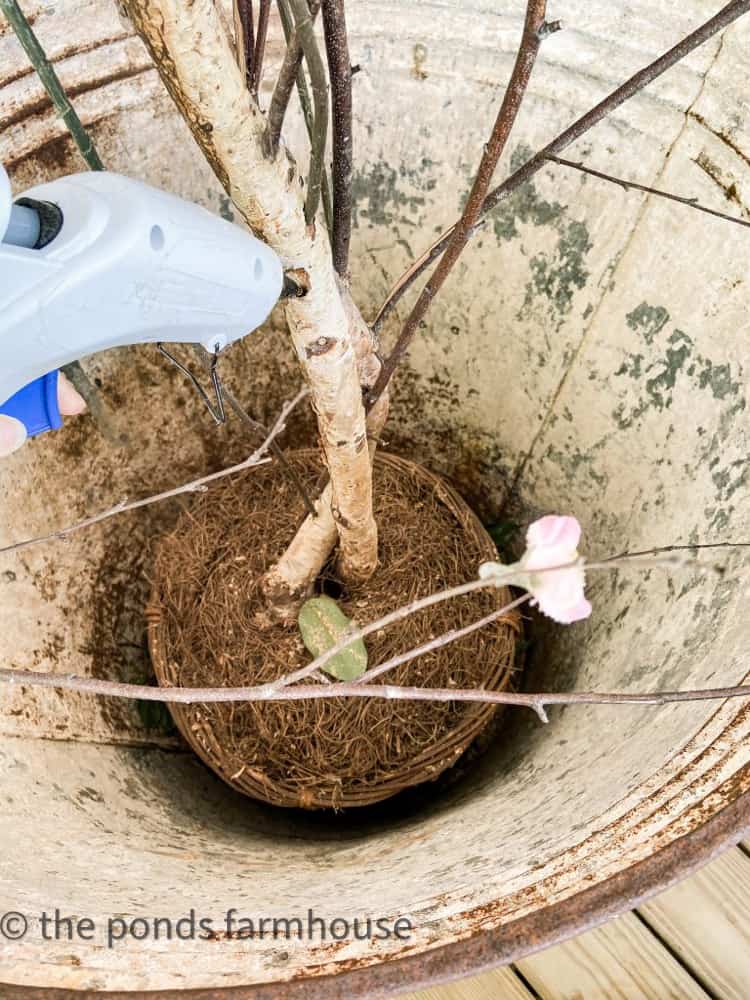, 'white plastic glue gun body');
0,170,283,408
